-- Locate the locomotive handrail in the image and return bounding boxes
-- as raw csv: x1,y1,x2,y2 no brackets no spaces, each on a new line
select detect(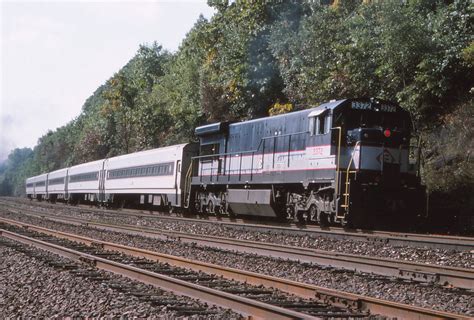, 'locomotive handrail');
191,131,310,161
332,127,342,198
340,141,361,218
192,131,310,181
346,141,361,173
183,160,194,208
